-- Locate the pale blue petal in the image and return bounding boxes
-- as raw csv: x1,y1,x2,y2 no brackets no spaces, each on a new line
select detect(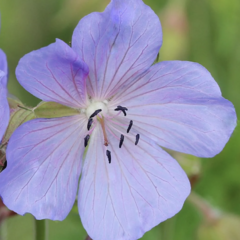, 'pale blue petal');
78,124,190,240
0,49,9,140
72,0,162,99
0,49,8,86
111,61,237,157
16,39,89,108
0,116,87,220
